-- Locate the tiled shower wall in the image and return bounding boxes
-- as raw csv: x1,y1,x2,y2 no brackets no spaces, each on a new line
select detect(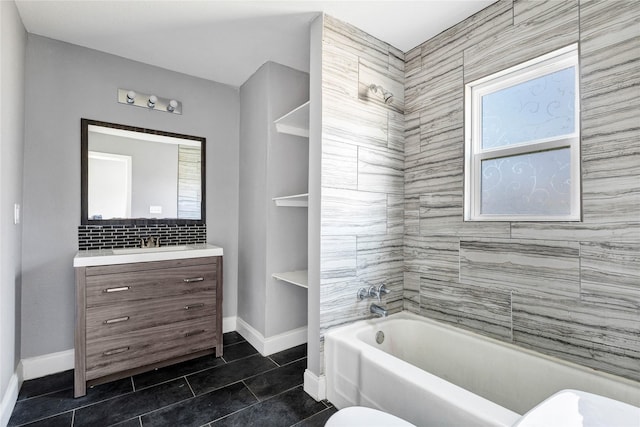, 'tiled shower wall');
404,0,639,382
318,15,405,370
